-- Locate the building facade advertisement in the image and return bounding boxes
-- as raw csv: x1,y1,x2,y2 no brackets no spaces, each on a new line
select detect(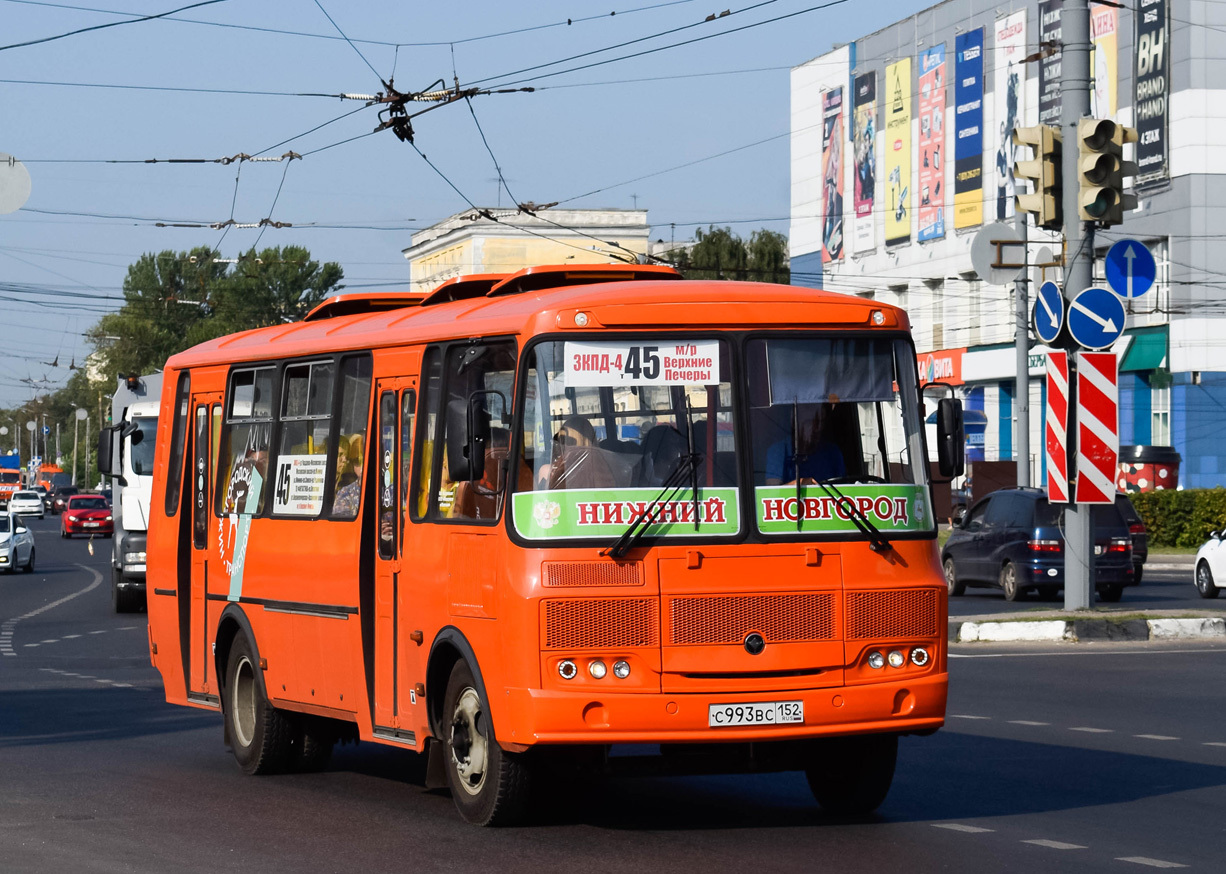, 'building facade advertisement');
1092,5,1119,117
885,57,912,247
821,87,845,262
1135,0,1168,186
954,28,984,230
1038,0,1063,126
917,347,965,385
852,72,877,253
993,11,1027,223
917,45,946,242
